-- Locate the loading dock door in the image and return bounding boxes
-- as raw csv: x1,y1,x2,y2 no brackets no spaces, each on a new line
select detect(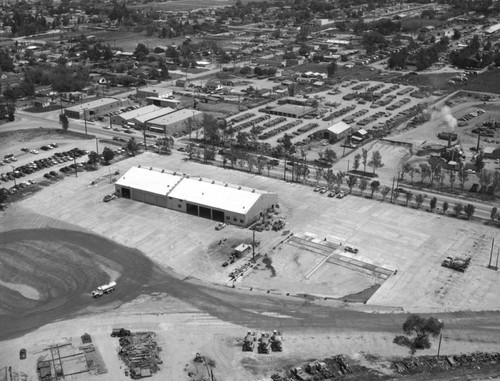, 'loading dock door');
121,188,131,199
199,206,211,219
132,190,144,202
212,209,224,222
144,193,156,205
186,203,198,216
